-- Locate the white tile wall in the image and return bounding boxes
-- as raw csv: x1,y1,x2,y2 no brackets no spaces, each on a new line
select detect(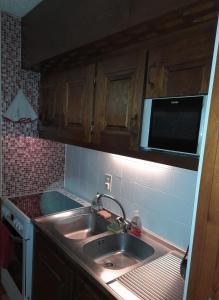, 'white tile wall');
64,145,197,249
